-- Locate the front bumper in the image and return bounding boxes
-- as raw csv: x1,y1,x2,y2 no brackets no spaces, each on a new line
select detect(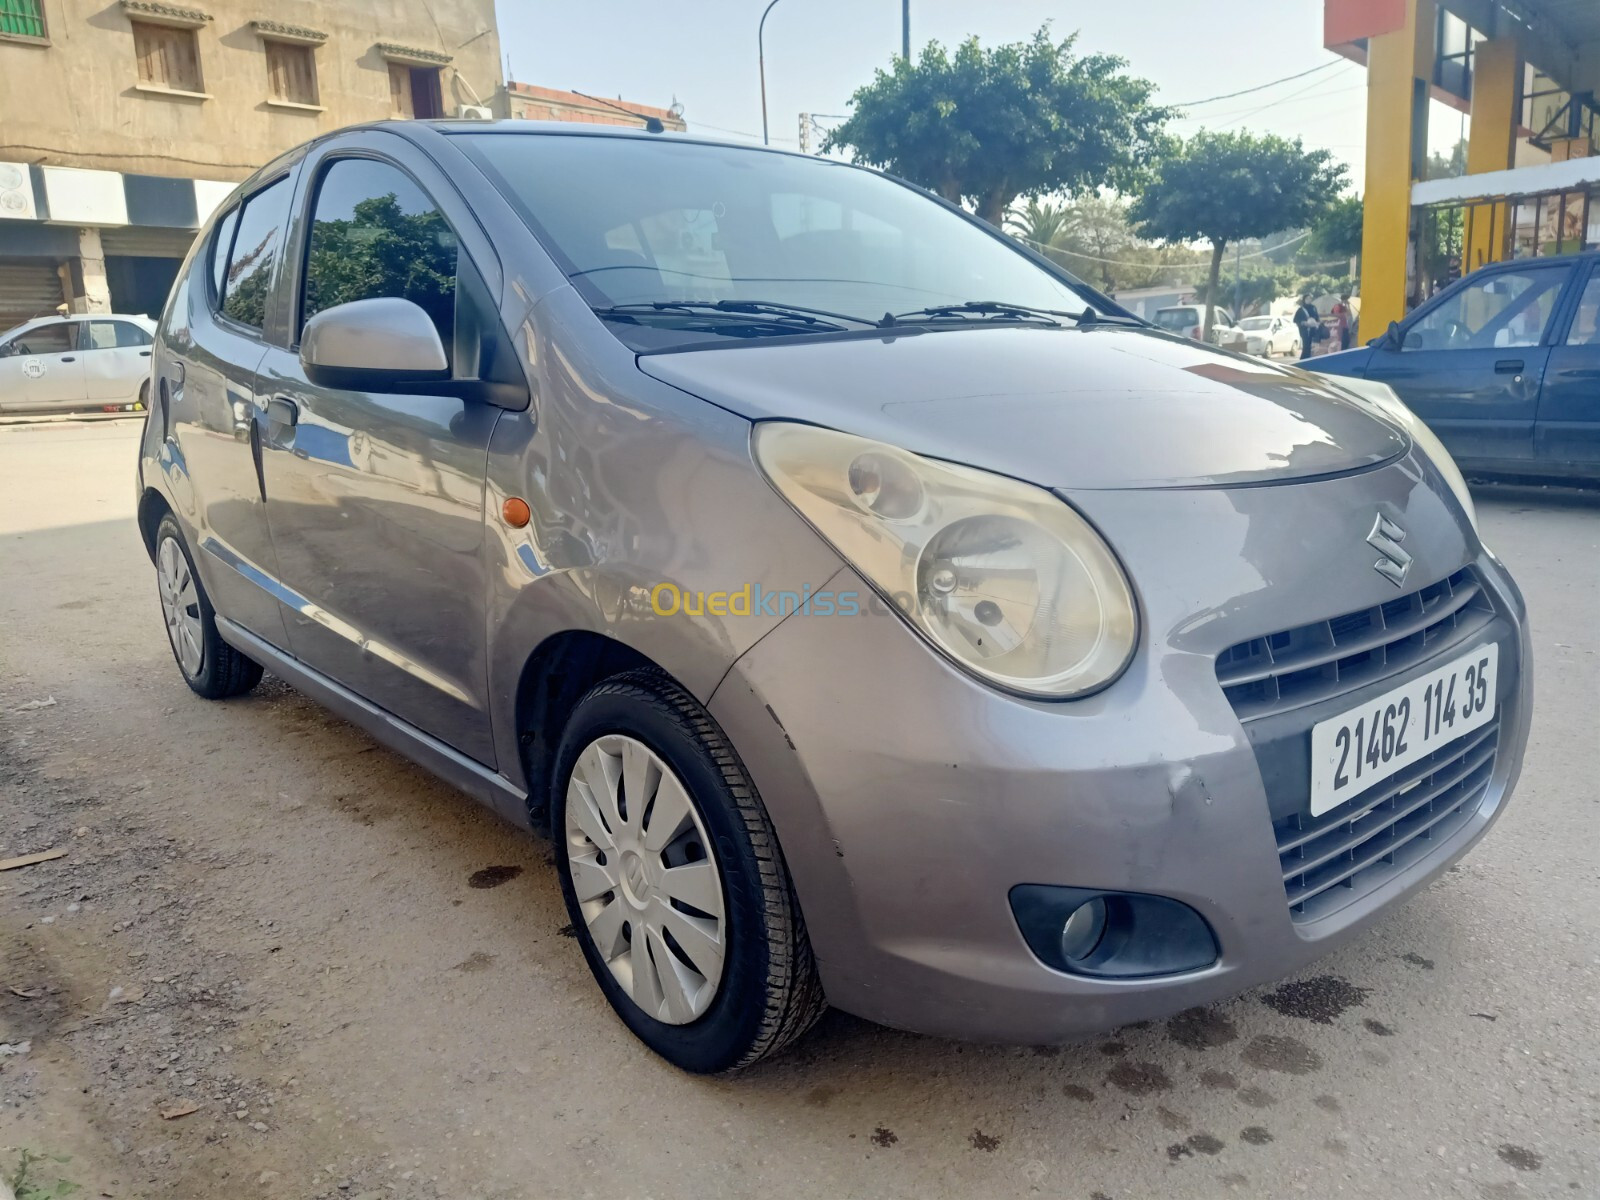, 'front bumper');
707,457,1531,1043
